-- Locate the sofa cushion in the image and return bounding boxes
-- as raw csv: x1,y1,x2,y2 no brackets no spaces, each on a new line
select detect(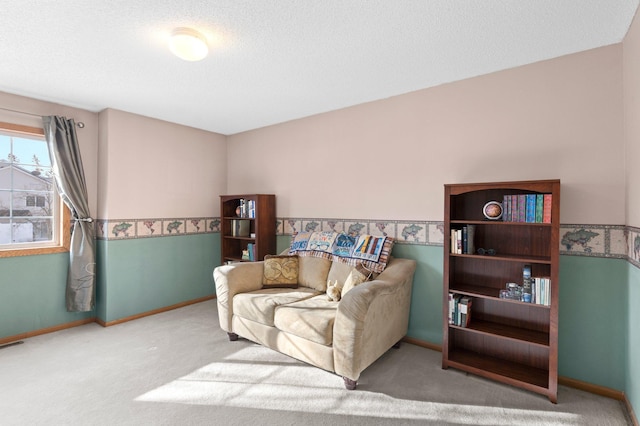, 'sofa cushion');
263,255,299,288
298,256,332,292
274,295,338,346
233,288,319,326
289,231,394,273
